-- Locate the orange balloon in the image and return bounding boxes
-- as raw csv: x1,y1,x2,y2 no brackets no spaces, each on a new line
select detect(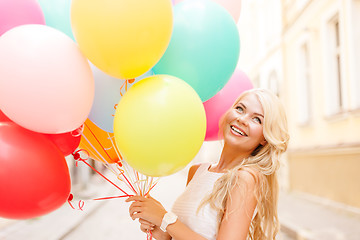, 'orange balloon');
78,119,121,164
